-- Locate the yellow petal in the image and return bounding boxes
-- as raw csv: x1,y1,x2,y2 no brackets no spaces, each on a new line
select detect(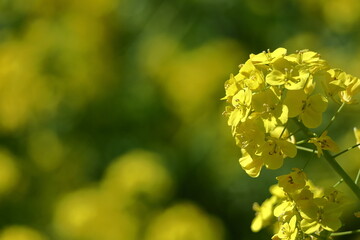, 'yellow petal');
284,90,307,118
